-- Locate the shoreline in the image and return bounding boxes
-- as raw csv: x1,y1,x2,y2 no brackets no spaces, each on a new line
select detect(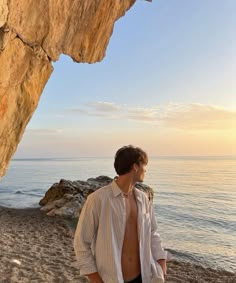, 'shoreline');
0,206,235,283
